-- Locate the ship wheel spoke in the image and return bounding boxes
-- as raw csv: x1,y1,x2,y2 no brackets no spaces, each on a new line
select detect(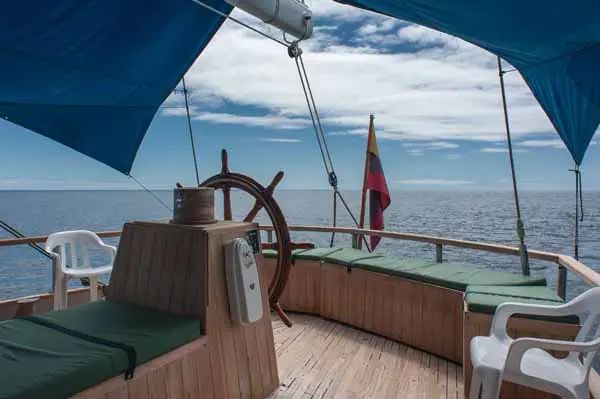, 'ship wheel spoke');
244,171,283,222
223,187,233,221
